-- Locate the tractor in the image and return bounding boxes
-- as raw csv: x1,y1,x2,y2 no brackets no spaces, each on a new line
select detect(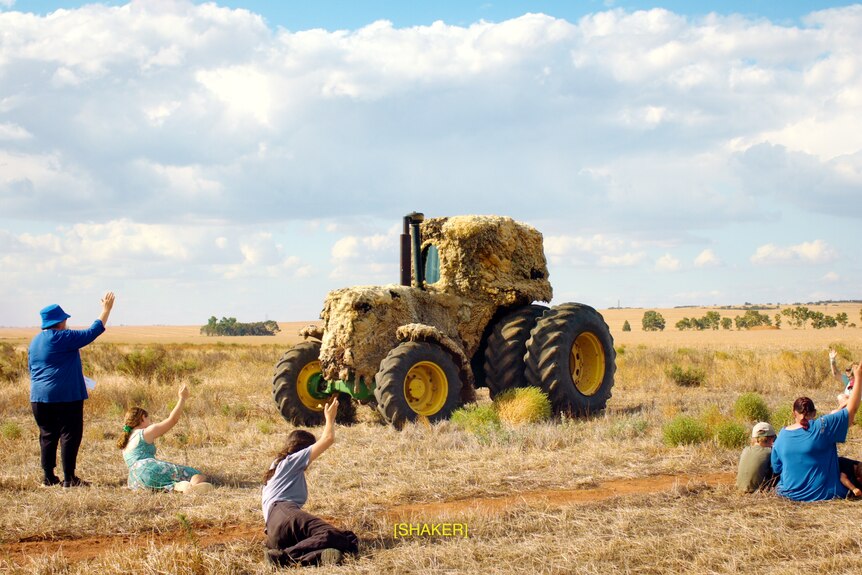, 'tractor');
272,212,616,428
